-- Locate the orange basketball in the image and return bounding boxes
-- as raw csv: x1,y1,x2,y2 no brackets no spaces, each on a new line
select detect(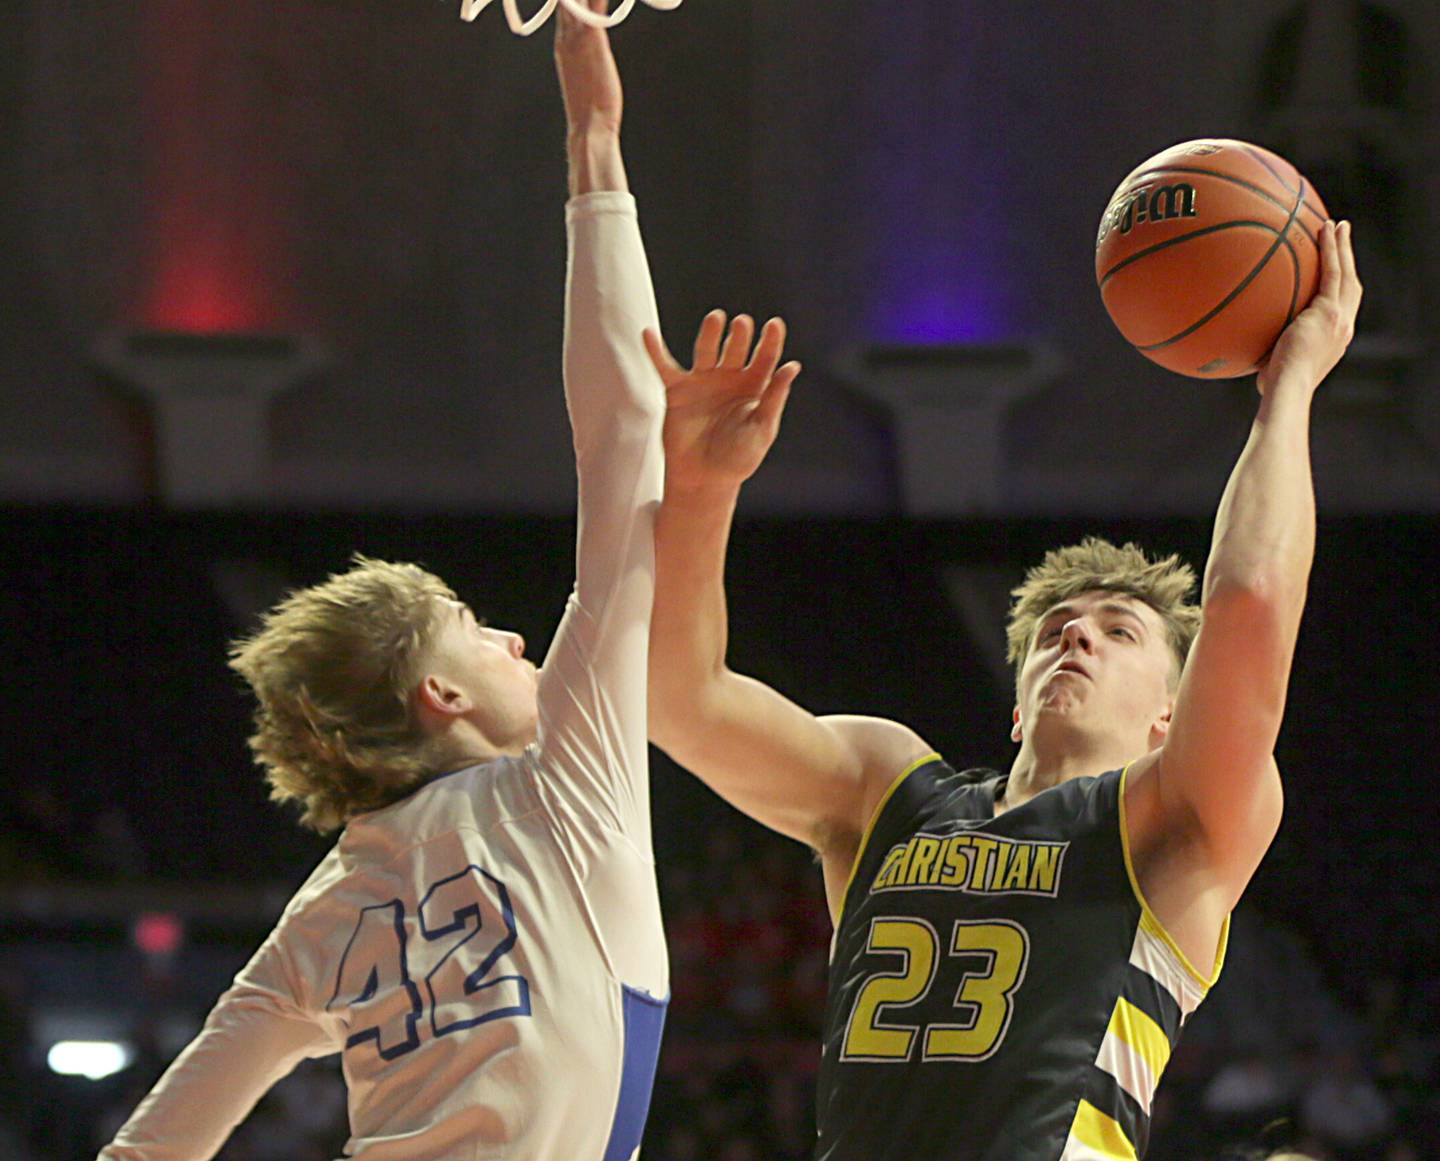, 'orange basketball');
1094,139,1328,378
